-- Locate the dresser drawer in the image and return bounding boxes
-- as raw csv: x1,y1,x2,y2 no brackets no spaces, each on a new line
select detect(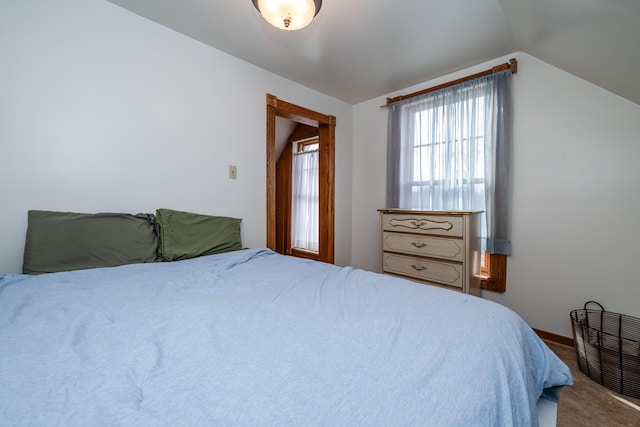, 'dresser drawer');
381,213,463,237
382,232,464,262
382,253,463,288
